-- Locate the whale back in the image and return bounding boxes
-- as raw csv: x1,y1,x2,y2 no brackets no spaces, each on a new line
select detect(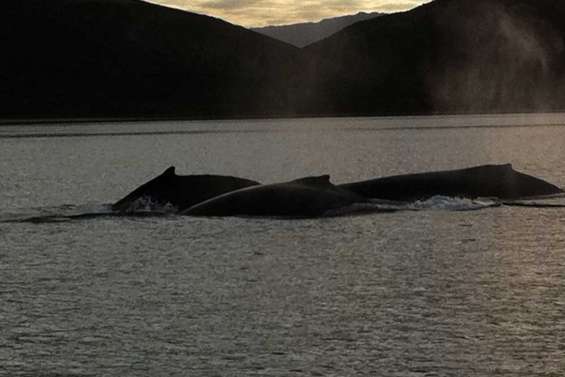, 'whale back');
340,164,563,201
184,175,363,218
291,175,332,186
112,167,260,212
